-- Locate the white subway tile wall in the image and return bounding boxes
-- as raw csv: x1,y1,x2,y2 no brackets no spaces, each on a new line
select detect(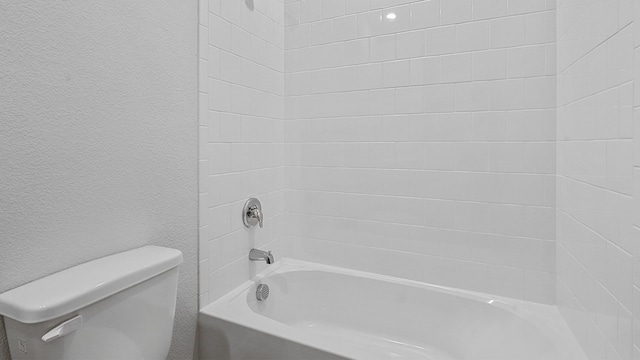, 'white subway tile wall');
197,1,640,356
284,0,557,303
556,0,635,359
198,0,287,306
